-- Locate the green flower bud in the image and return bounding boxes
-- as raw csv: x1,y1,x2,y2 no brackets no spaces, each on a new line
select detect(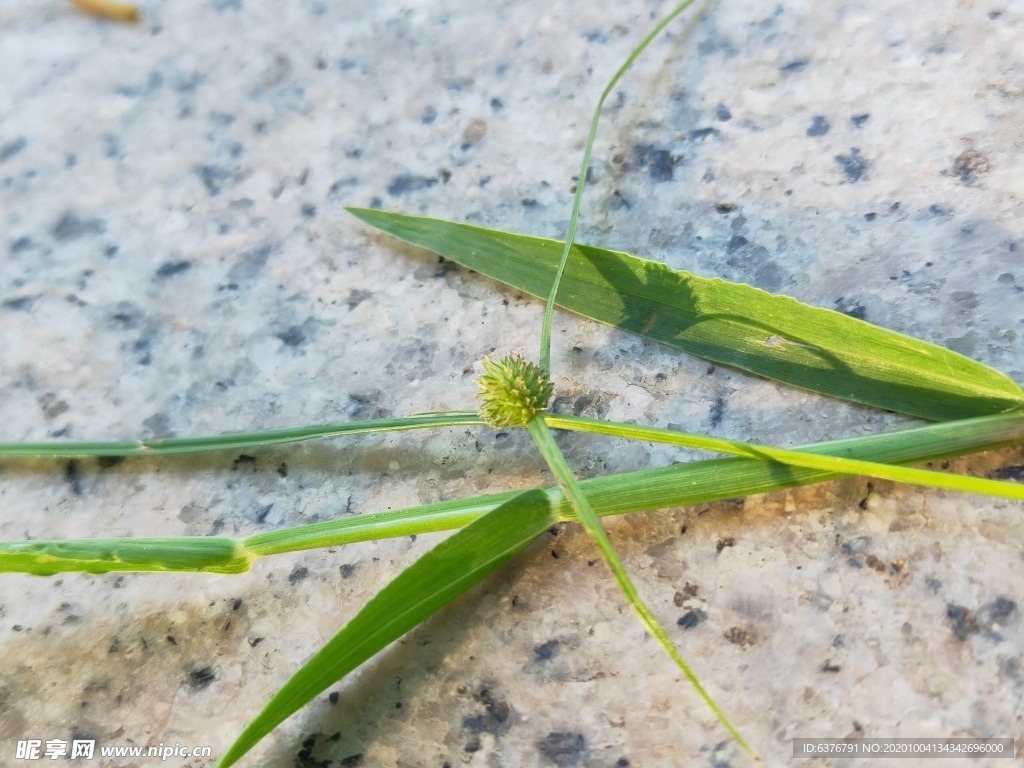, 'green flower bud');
476,354,554,428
